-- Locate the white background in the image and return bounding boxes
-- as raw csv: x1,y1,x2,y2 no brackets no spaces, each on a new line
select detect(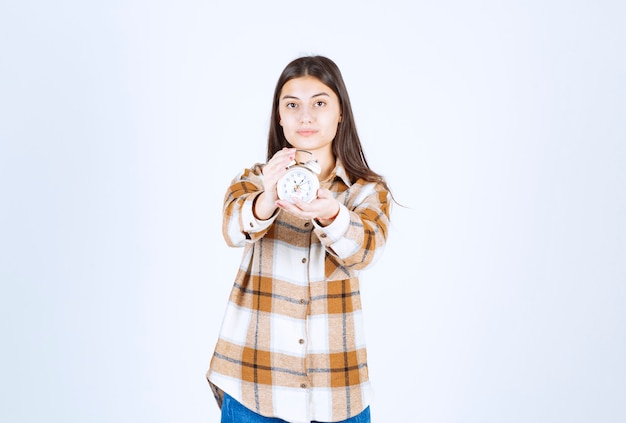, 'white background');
1,1,625,422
